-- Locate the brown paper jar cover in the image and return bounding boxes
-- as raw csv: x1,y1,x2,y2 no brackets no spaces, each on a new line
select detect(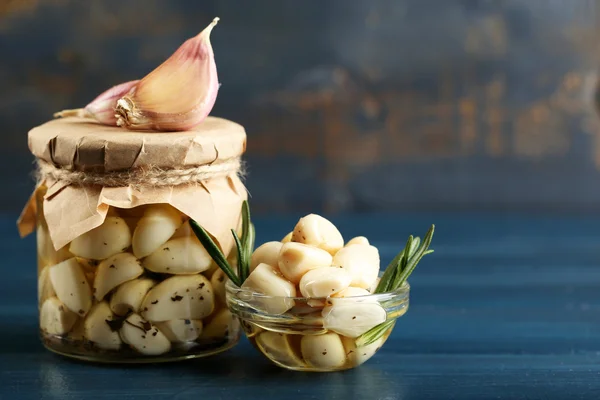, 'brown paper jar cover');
18,116,248,256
